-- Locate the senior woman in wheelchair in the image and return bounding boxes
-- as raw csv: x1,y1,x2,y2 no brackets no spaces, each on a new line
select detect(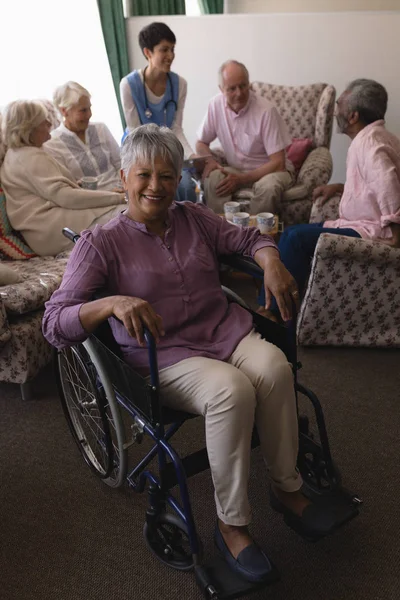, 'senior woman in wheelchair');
43,124,335,583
